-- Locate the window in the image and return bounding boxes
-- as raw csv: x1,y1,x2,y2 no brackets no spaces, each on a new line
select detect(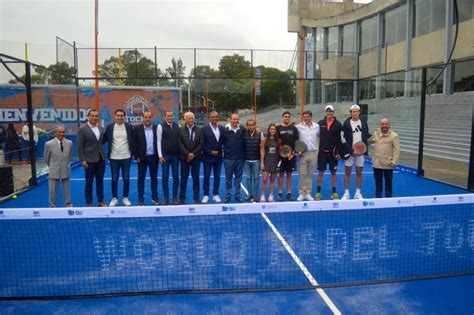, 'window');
337,81,354,102
453,59,474,92
457,0,474,23
384,5,407,46
359,78,376,100
342,23,356,56
383,72,405,98
360,16,378,52
414,0,445,37
328,27,339,58
316,28,325,64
